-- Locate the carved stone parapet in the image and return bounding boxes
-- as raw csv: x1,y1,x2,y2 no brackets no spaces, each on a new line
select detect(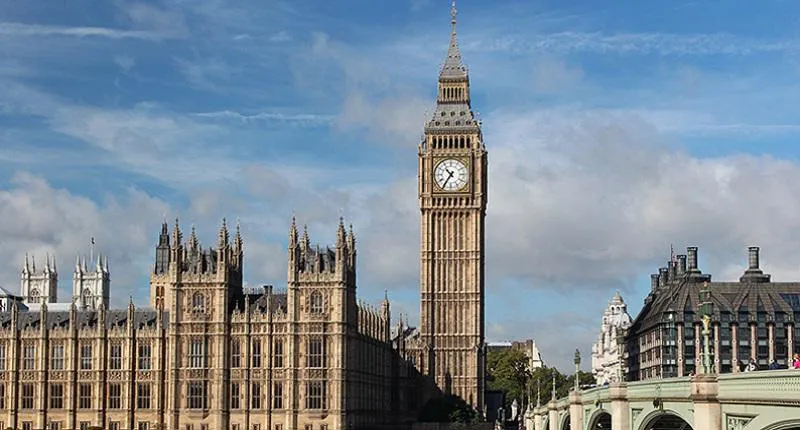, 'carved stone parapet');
108,370,124,381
